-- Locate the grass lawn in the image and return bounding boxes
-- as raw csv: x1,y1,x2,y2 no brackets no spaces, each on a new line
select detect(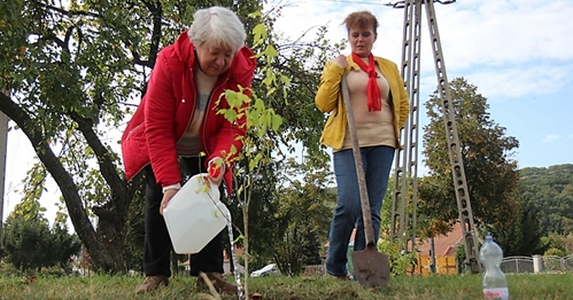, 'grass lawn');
0,273,572,299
